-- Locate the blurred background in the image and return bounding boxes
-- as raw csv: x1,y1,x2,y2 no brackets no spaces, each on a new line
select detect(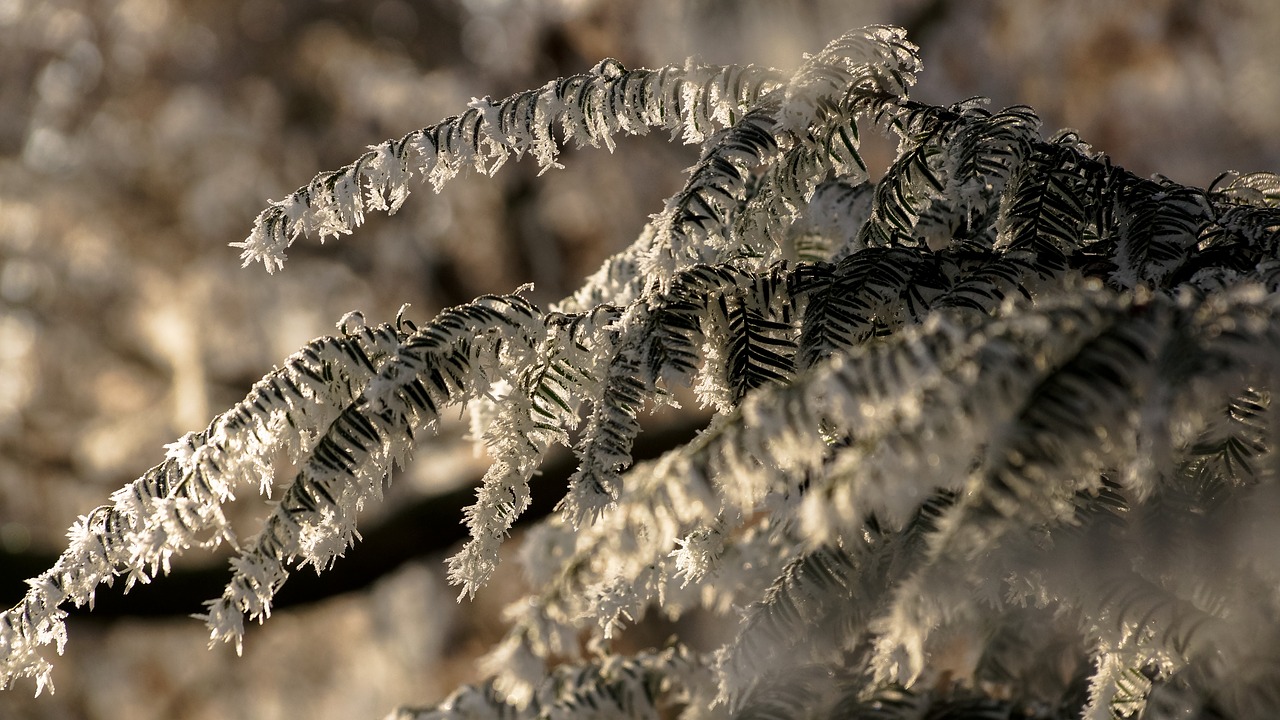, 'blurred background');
1,0,1278,717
